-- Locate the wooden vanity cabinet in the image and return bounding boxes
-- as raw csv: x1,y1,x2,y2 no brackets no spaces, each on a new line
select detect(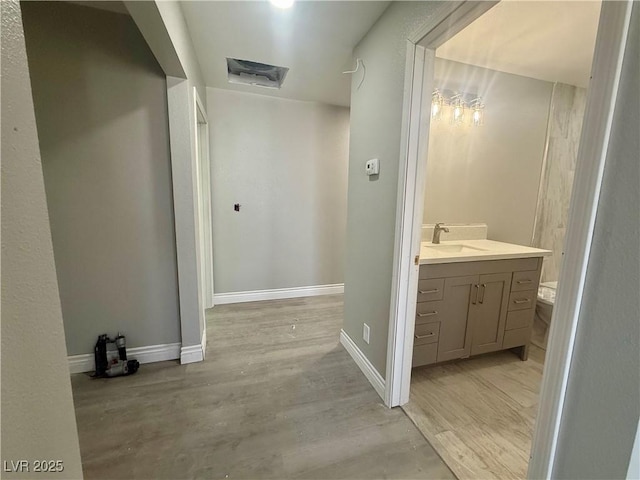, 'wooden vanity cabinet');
413,257,542,368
